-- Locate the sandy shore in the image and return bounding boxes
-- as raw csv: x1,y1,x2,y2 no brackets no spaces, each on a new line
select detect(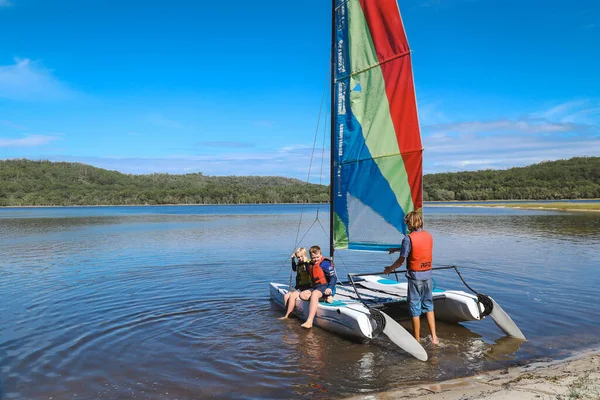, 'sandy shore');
347,348,600,400
429,204,600,213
